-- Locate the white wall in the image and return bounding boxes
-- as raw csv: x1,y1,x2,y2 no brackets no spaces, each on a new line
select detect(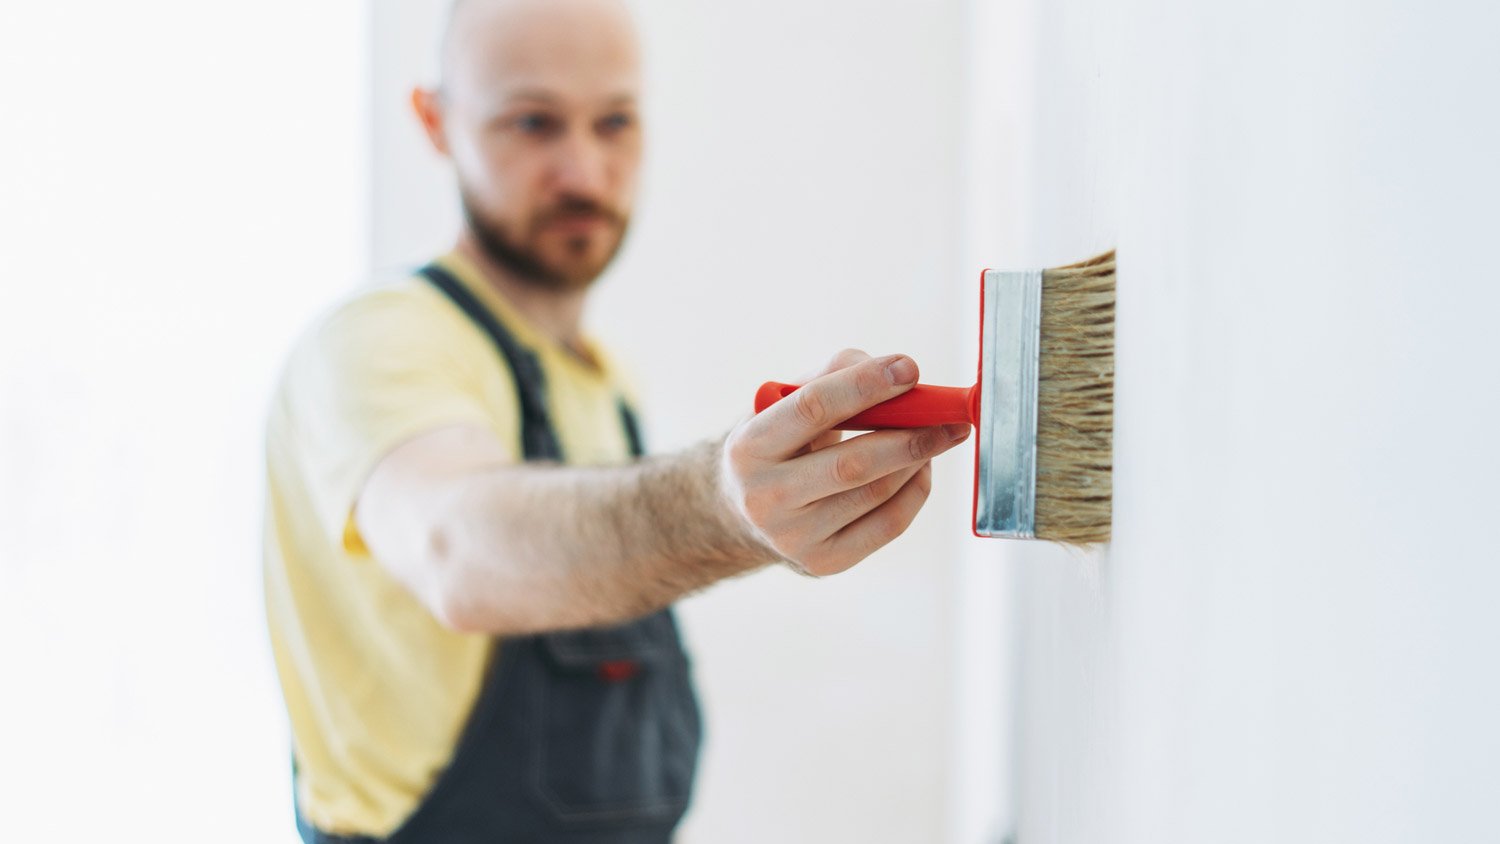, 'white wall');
956,0,1500,841
0,2,366,840
370,1,967,842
